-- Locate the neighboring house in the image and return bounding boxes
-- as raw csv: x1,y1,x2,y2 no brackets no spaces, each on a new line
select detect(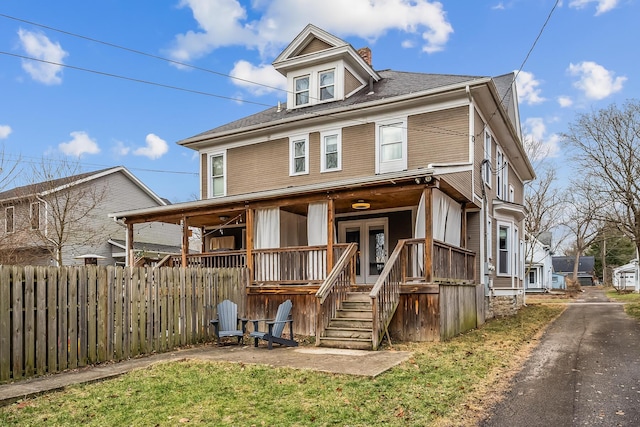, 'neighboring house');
0,166,186,266
612,260,638,291
552,256,596,286
111,25,534,348
525,233,553,293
